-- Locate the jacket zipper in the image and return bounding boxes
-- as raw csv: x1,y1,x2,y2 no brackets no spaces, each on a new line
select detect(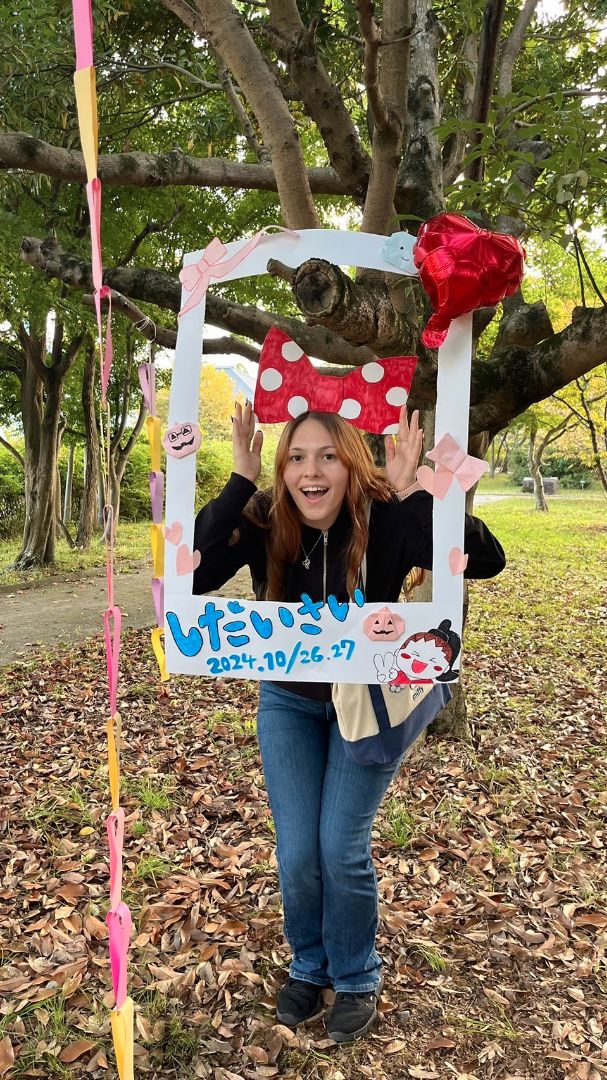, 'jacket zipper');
322,530,328,602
